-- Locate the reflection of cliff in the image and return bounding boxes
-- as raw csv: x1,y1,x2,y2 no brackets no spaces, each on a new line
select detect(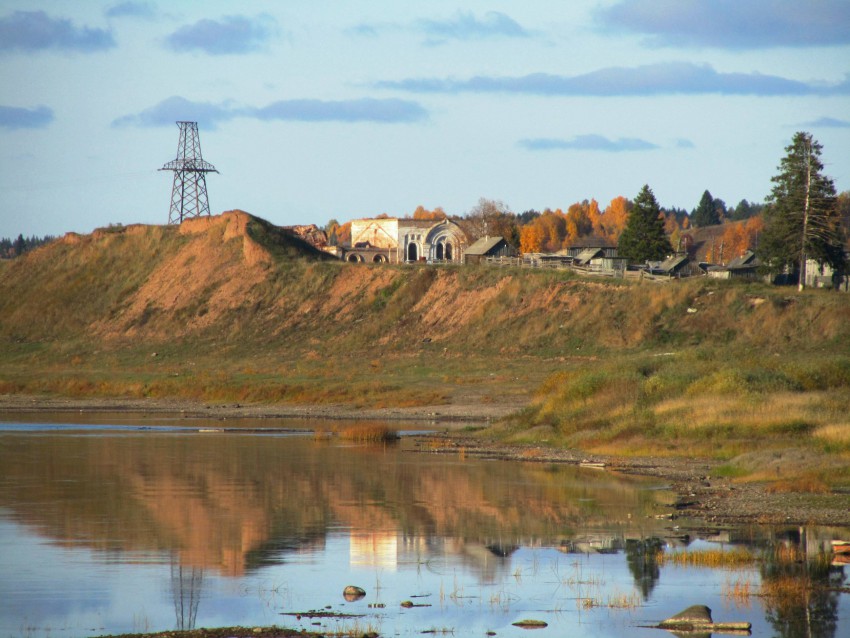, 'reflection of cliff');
0,432,669,577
